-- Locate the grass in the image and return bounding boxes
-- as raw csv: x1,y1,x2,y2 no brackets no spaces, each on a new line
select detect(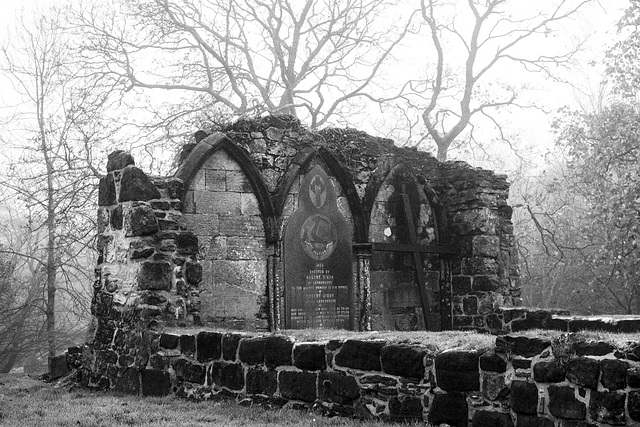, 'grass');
0,374,428,427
